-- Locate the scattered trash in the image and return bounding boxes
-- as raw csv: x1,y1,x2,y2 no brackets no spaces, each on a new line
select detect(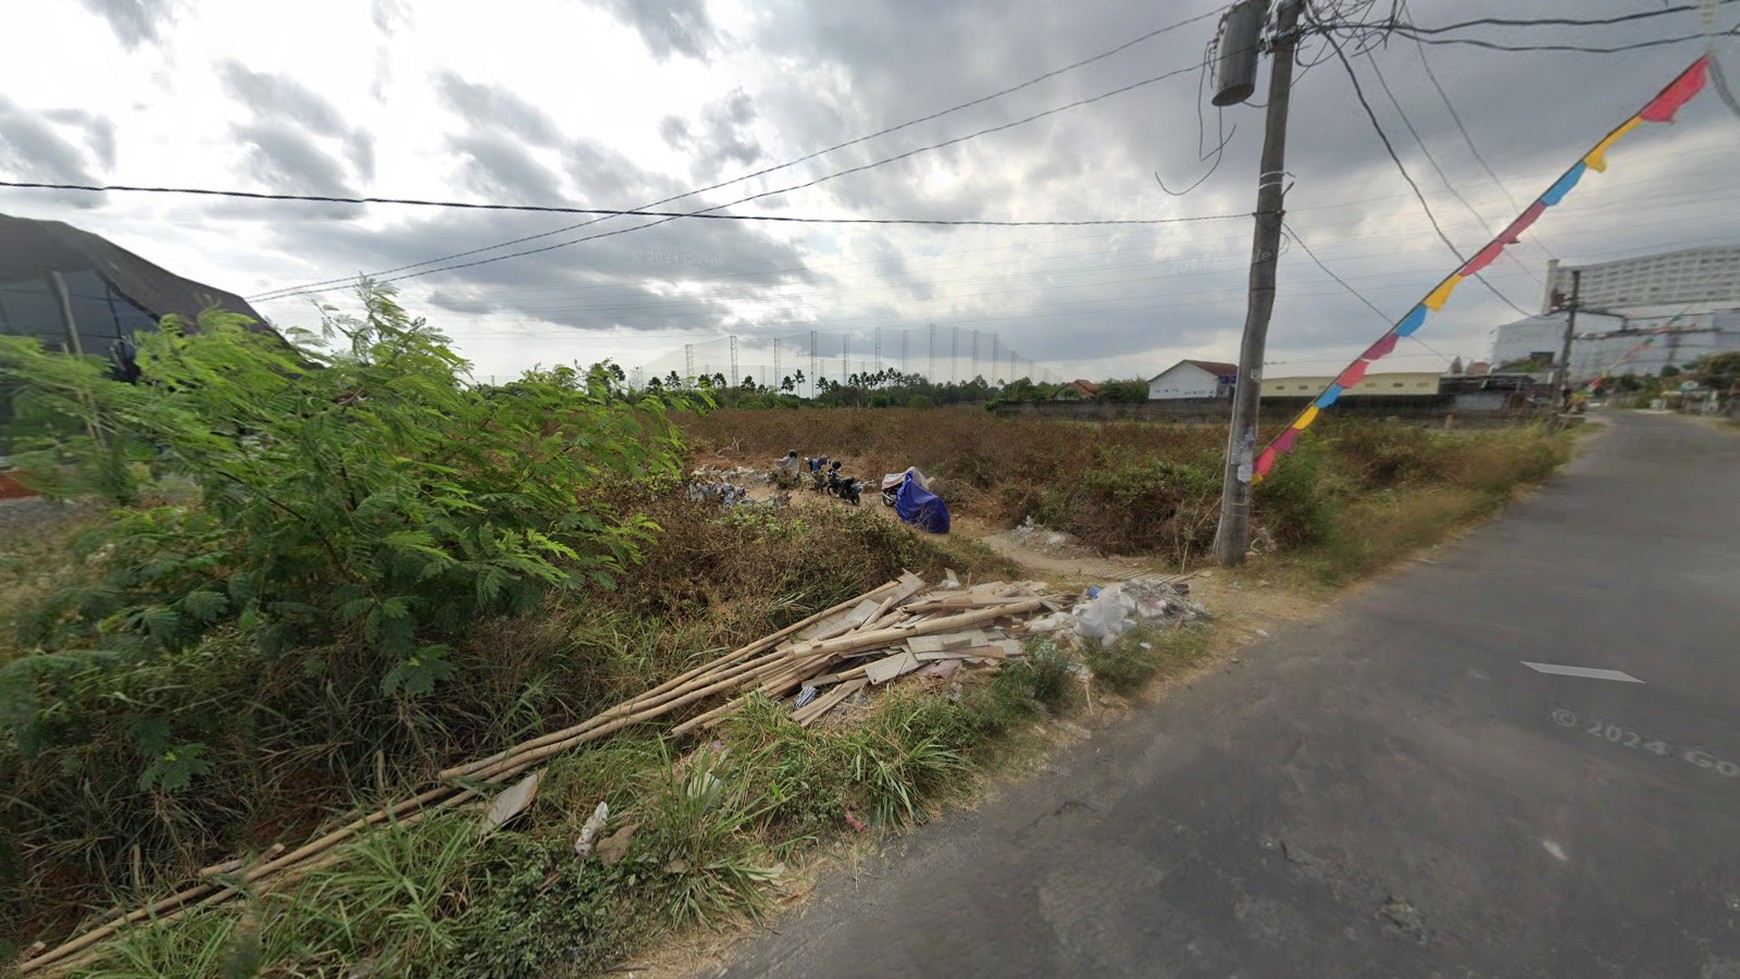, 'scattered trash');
573,801,610,858
793,686,819,710
595,822,636,866
1071,581,1209,646
1139,642,1152,650
844,810,867,833
1255,629,1270,638
478,771,542,838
